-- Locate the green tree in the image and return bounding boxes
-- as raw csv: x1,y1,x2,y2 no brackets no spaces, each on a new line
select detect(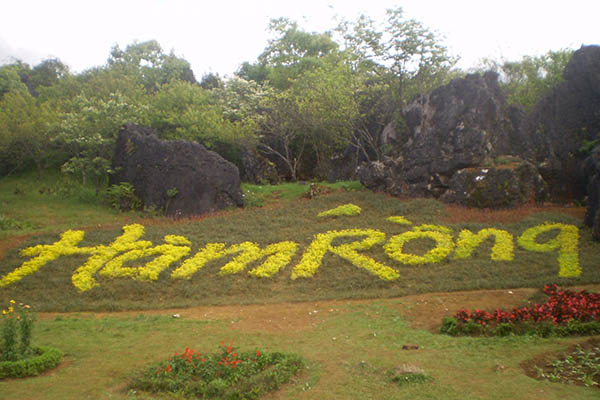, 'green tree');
55,92,149,187
108,40,196,90
480,49,574,111
240,18,341,89
0,91,58,176
148,81,255,165
258,62,359,179
0,64,29,98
